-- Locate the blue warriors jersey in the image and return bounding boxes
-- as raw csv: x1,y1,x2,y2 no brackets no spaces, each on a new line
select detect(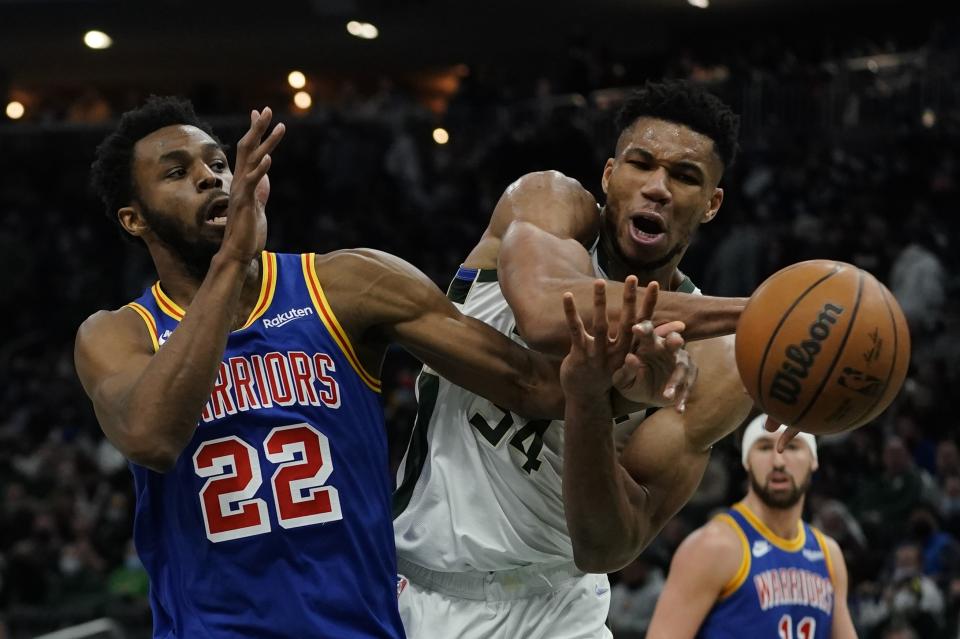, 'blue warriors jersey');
697,503,835,639
124,252,403,639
